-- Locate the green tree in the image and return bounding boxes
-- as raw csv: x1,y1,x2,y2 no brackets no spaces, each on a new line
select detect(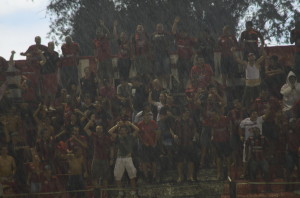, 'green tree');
47,0,299,55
